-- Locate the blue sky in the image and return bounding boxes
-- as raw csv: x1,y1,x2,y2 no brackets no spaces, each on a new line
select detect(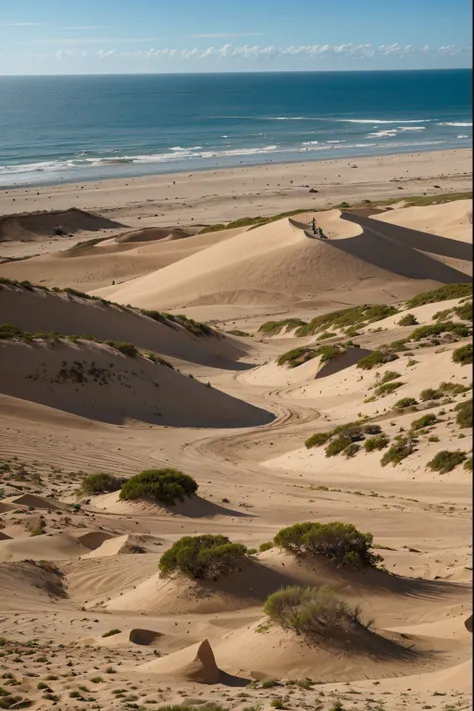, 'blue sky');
0,0,472,74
